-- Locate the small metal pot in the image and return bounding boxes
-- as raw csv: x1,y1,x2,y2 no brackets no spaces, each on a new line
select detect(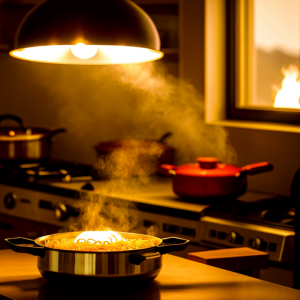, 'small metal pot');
5,231,189,286
159,157,273,199
0,114,65,164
